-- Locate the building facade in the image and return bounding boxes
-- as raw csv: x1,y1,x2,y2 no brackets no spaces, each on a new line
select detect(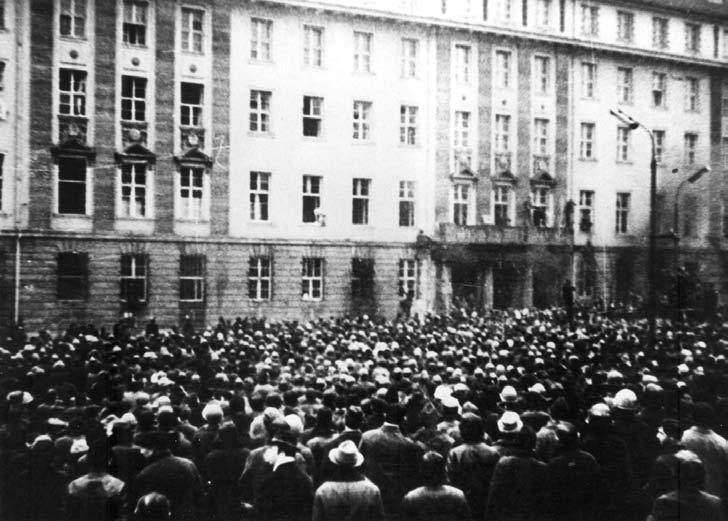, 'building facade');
0,0,727,332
